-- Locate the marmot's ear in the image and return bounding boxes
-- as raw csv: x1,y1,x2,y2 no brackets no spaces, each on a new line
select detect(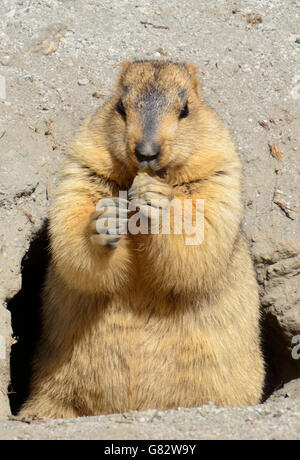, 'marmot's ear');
121,60,131,73
186,63,202,95
119,61,131,86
